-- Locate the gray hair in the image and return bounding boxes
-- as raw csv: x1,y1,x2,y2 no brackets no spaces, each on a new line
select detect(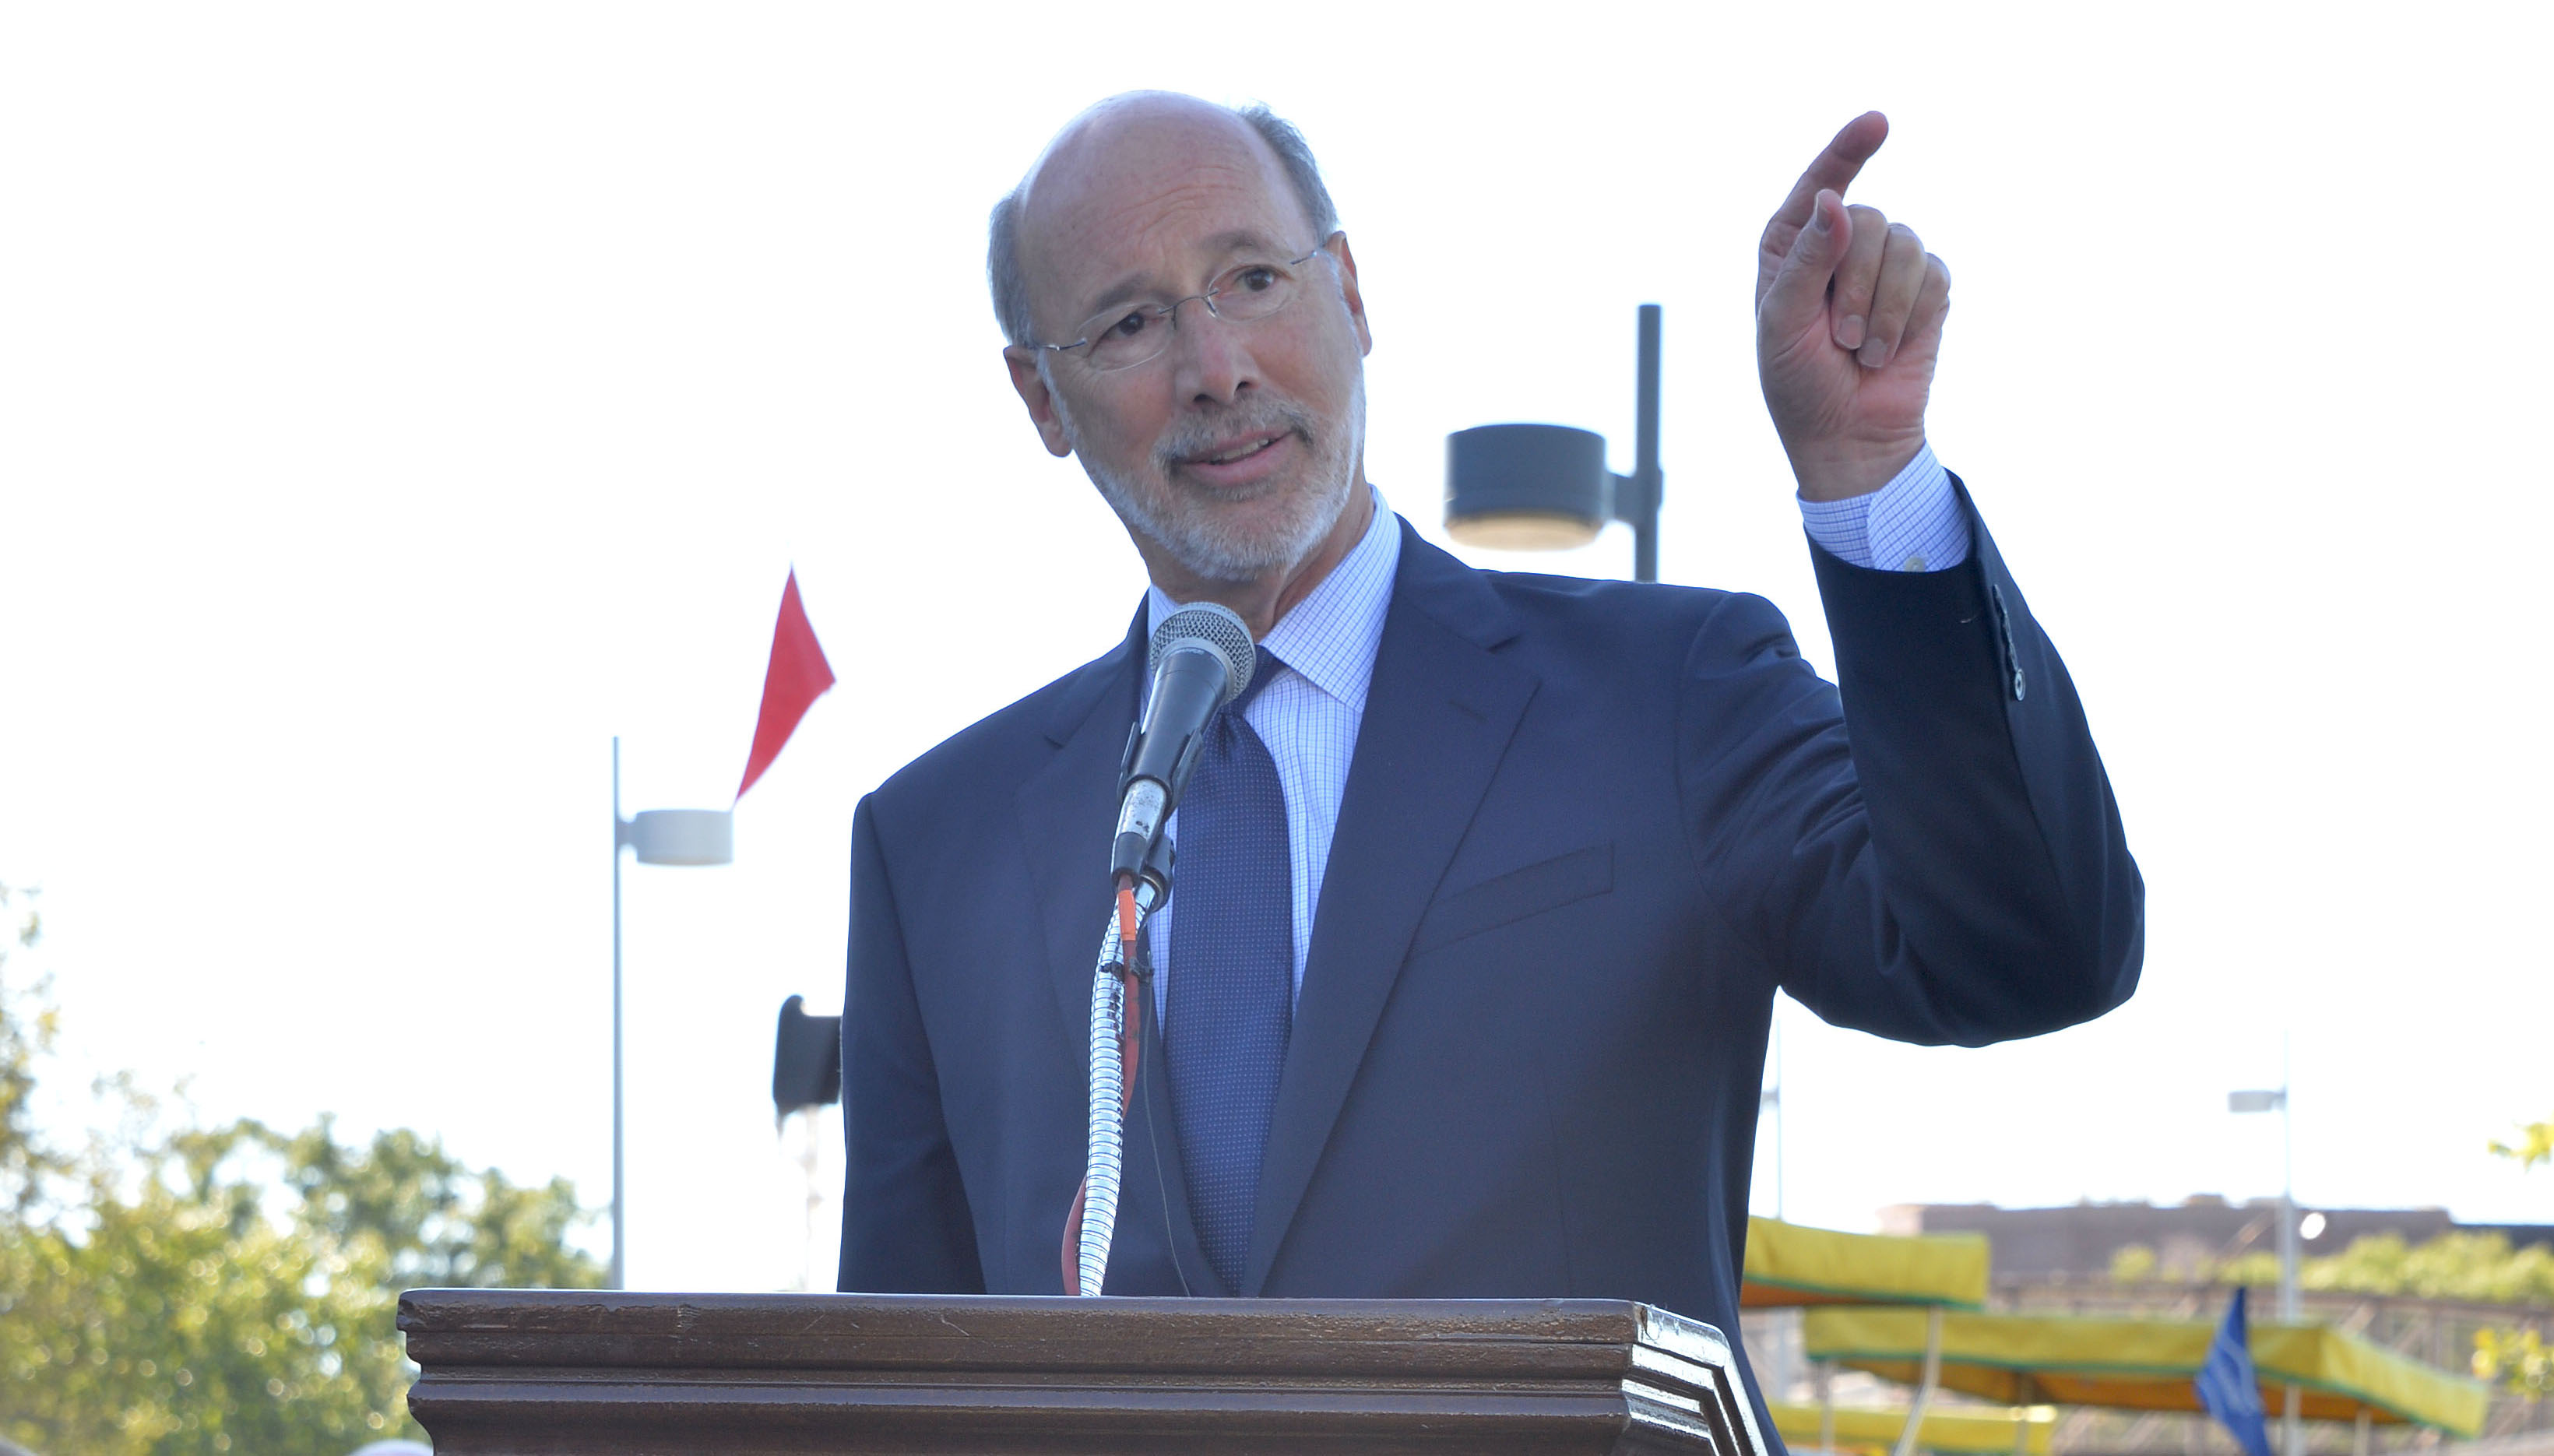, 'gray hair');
987,102,1342,349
